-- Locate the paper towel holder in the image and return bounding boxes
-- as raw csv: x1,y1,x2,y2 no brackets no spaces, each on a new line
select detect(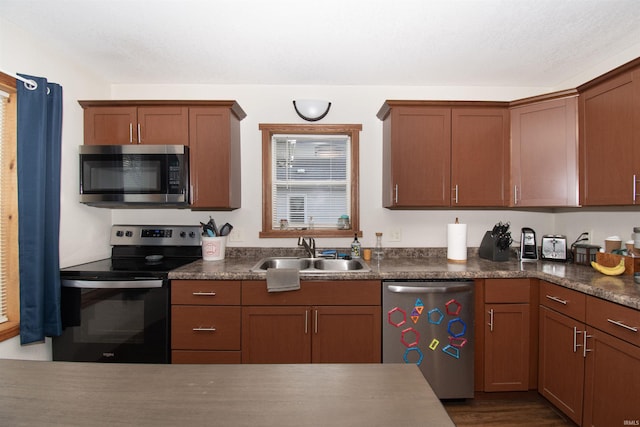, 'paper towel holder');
447,217,468,263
